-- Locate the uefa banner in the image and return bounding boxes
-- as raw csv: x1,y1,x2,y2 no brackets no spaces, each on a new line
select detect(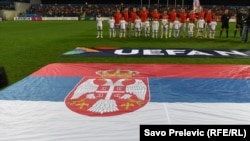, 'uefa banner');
62,47,250,58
